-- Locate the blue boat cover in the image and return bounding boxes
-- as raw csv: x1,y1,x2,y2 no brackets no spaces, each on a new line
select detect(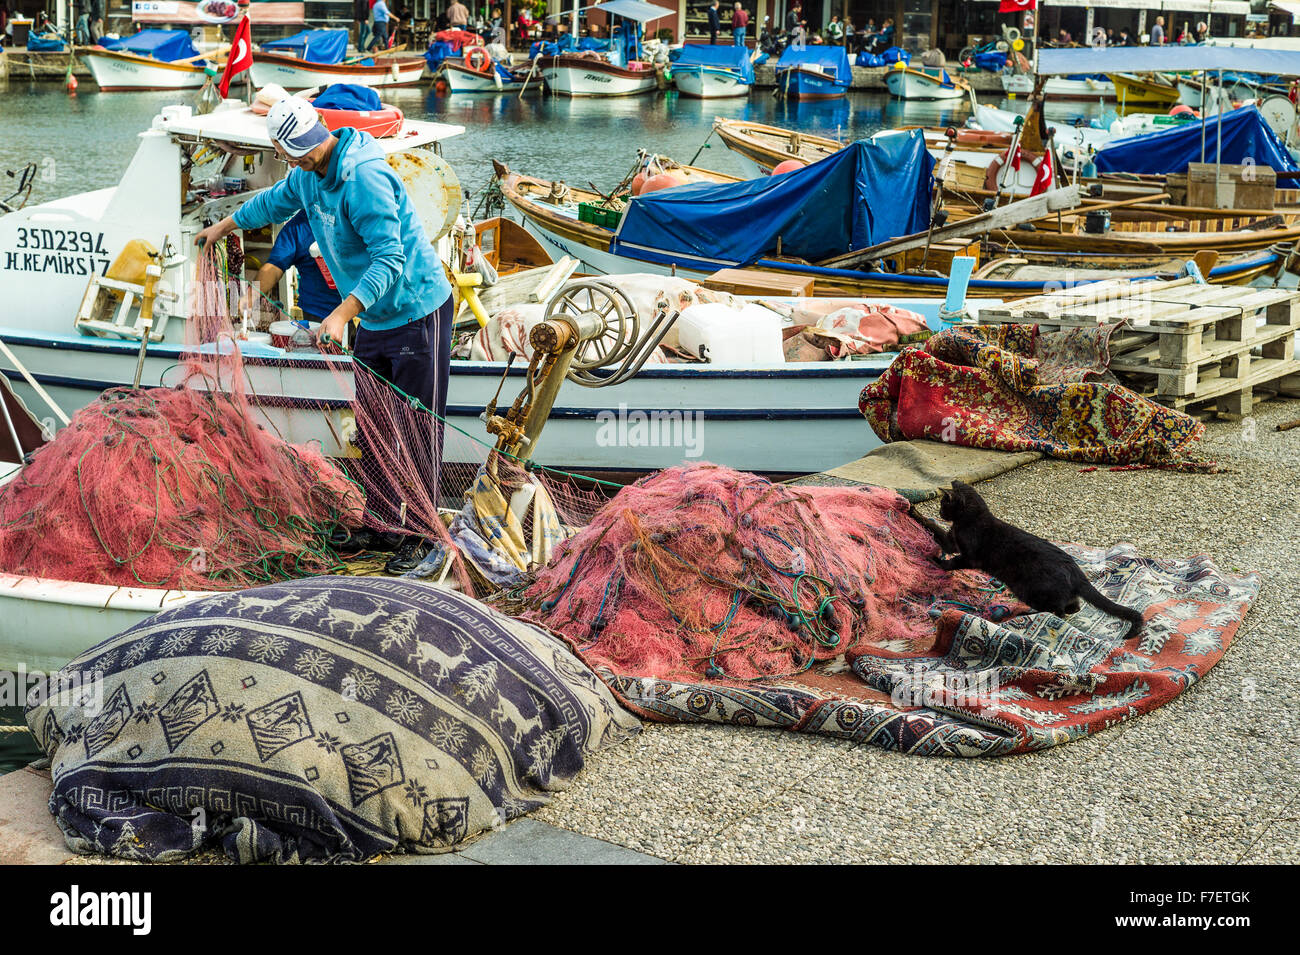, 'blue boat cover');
973,51,1006,73
530,34,577,58
313,84,382,111
611,132,935,269
1094,105,1300,176
27,34,66,52
261,28,348,65
775,45,851,82
425,39,454,69
671,44,754,84
100,28,200,62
